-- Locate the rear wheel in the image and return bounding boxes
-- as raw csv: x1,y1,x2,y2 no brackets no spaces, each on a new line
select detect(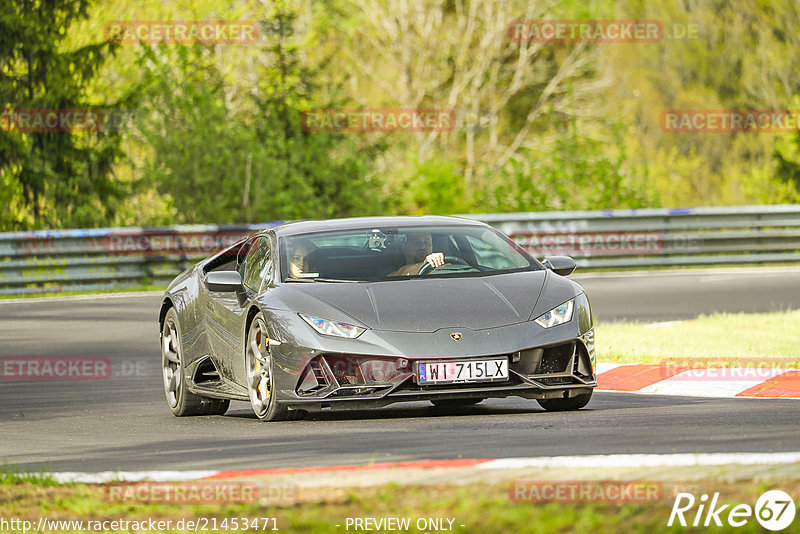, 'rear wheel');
537,392,592,412
161,307,229,416
430,398,483,408
245,312,304,421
